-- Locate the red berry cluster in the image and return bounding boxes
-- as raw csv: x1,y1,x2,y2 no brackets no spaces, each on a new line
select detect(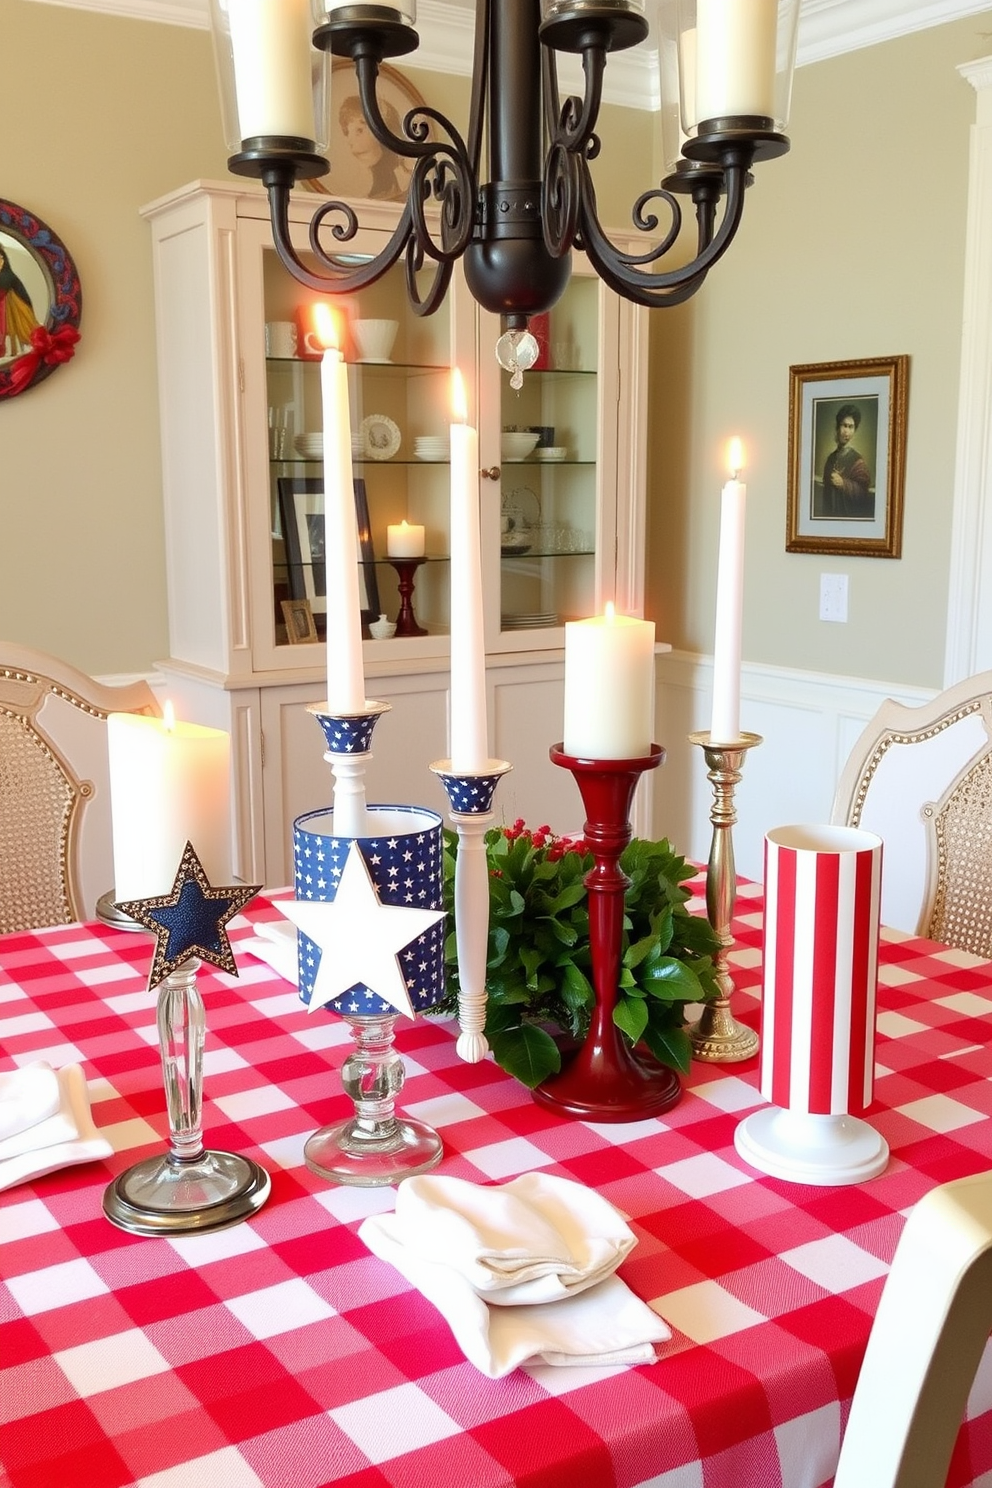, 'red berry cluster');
501,819,589,860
